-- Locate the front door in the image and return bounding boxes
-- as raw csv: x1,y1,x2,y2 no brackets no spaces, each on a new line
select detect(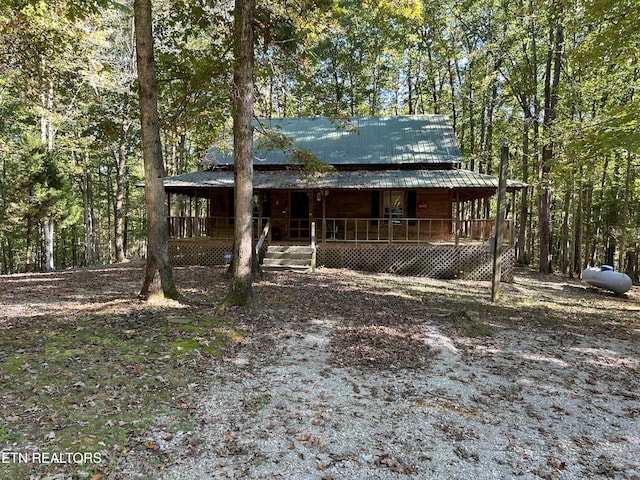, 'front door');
290,191,310,239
